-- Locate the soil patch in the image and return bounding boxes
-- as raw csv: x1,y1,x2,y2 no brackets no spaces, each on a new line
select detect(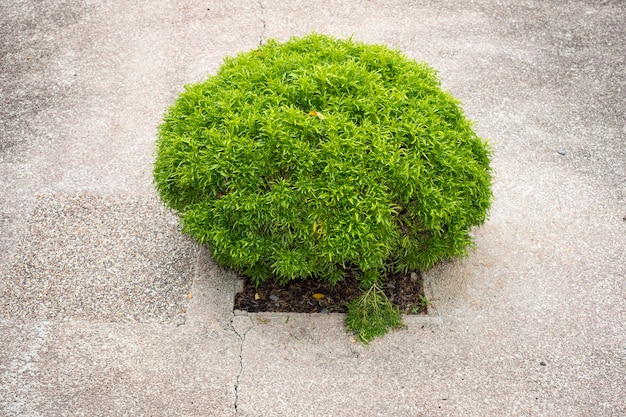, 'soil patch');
235,270,428,315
